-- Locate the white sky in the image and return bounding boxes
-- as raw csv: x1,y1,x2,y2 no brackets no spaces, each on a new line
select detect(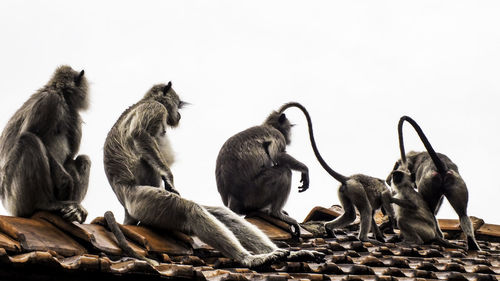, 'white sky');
0,1,499,225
